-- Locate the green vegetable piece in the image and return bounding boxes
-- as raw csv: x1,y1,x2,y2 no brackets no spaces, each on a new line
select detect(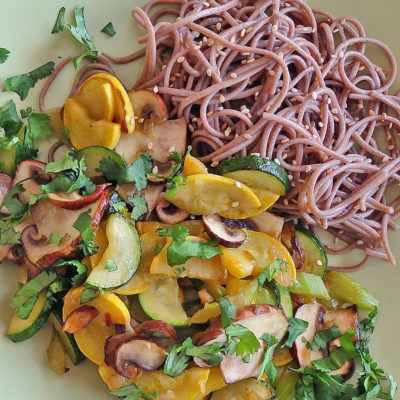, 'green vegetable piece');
0,100,23,136
101,22,116,37
0,220,21,245
289,272,330,300
110,383,157,400
281,318,309,349
307,325,341,351
257,259,287,286
257,333,278,383
105,260,118,272
73,209,98,256
0,48,10,64
48,233,69,246
128,194,148,220
80,287,99,304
